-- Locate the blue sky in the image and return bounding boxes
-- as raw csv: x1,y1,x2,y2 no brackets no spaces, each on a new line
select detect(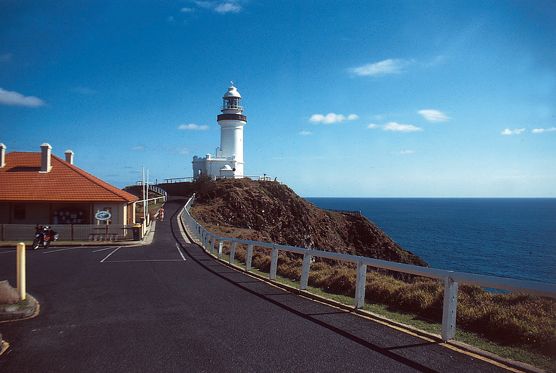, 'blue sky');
1,0,555,197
